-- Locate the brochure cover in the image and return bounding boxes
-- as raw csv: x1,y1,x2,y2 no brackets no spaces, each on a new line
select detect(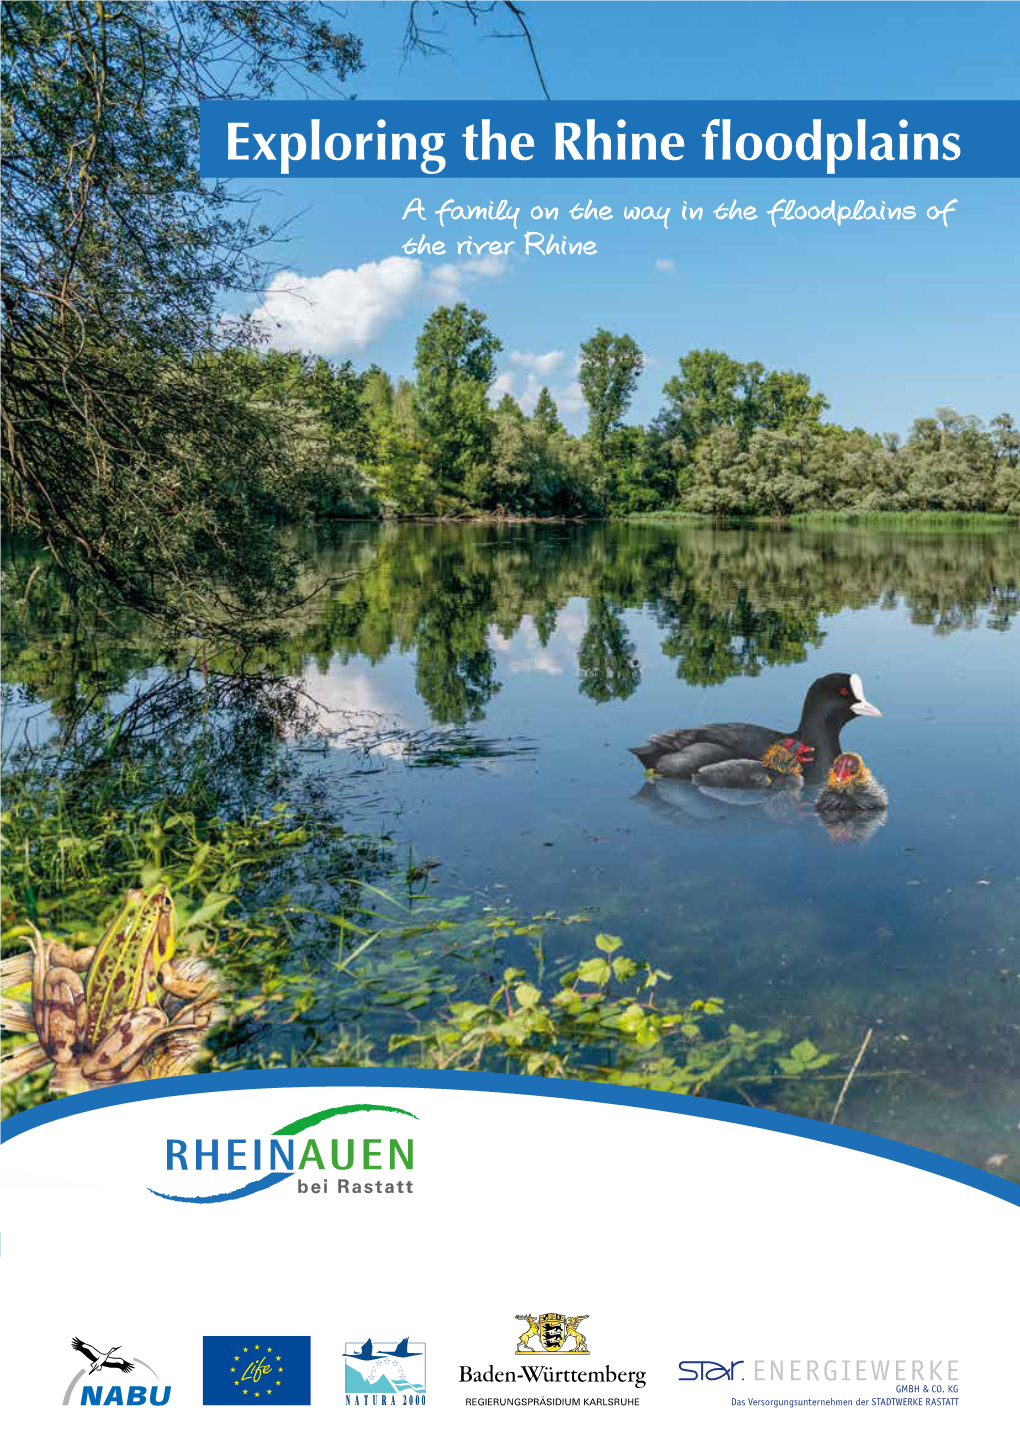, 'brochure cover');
1,2,1017,1434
